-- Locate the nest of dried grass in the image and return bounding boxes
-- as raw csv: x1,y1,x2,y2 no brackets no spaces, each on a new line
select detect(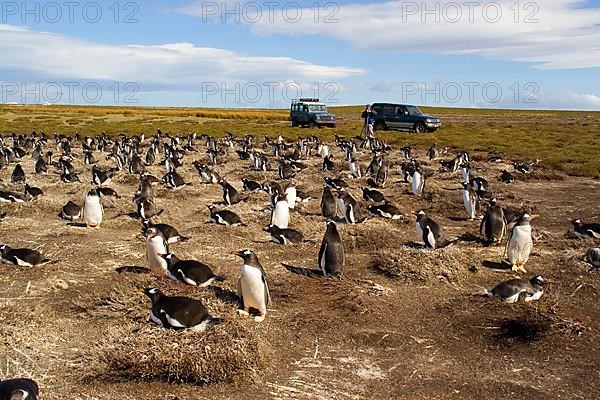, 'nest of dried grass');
371,246,474,283
81,320,264,386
